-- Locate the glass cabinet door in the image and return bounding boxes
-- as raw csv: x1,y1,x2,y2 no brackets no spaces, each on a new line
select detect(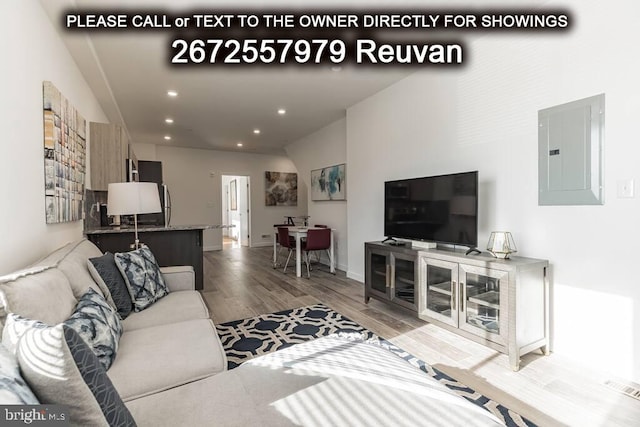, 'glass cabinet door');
422,258,458,327
391,253,417,309
369,251,389,296
459,265,508,345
